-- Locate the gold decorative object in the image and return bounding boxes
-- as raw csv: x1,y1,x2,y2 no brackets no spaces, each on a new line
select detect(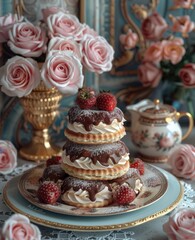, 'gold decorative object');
19,81,62,162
